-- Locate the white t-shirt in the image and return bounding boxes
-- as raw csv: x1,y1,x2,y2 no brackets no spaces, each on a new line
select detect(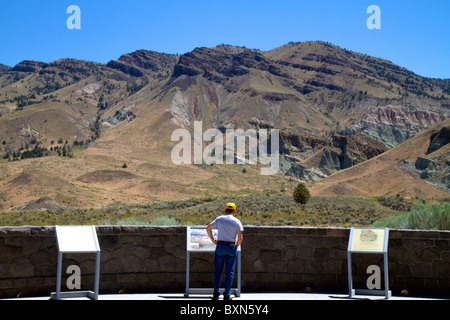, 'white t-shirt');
210,214,244,242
